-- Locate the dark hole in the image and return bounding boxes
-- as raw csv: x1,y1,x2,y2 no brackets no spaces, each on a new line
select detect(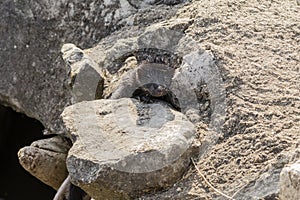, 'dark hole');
0,105,55,200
